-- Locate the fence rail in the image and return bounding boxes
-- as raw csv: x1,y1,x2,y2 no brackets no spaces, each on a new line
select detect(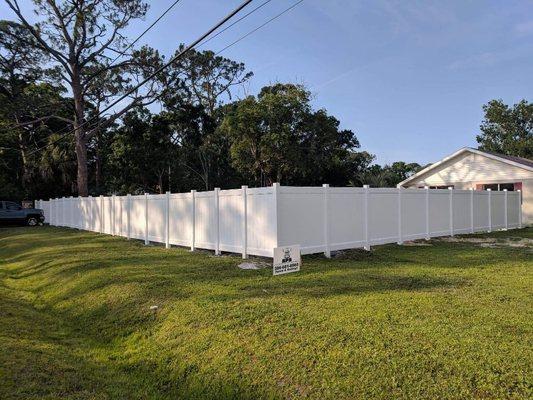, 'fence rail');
37,185,522,258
